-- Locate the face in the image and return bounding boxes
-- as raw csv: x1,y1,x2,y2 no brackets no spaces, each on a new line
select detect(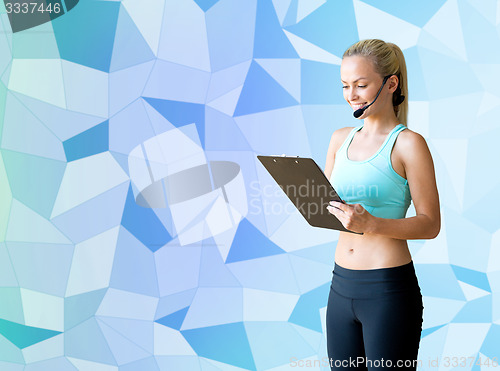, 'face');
340,55,393,118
